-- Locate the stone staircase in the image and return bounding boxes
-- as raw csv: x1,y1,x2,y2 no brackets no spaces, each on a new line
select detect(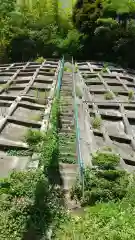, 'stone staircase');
58,70,80,210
